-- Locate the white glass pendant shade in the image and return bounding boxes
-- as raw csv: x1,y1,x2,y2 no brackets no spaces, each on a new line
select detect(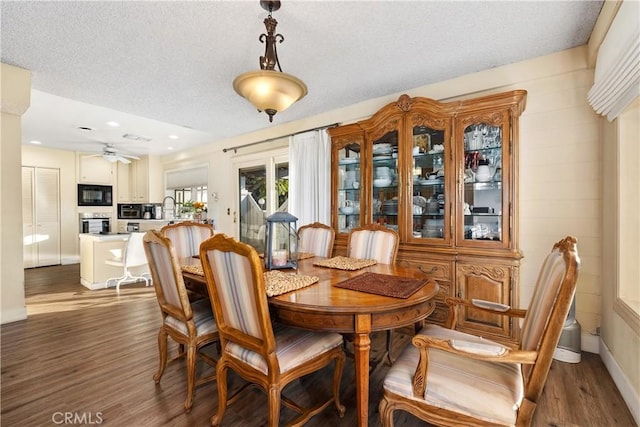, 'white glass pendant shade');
233,70,308,119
